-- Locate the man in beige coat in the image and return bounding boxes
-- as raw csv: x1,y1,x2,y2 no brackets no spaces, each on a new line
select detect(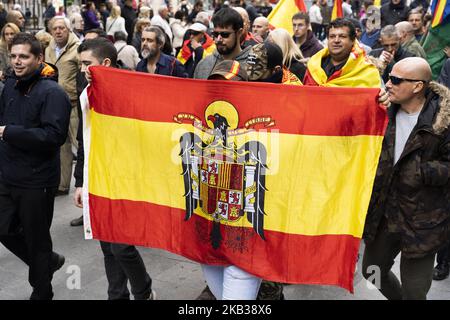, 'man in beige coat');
45,16,80,195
